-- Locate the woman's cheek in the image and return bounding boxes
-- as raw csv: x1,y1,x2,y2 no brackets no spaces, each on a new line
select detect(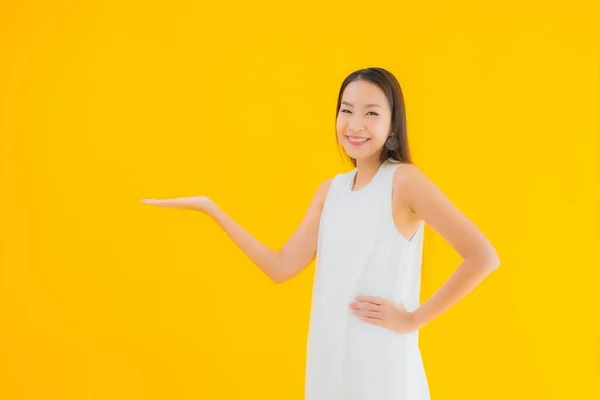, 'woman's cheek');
336,120,346,136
